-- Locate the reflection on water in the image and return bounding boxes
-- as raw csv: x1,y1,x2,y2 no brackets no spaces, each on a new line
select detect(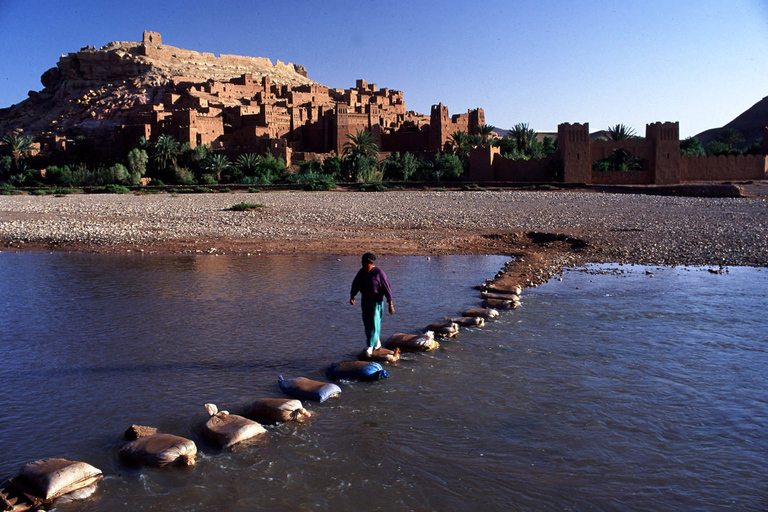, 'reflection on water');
0,253,766,511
